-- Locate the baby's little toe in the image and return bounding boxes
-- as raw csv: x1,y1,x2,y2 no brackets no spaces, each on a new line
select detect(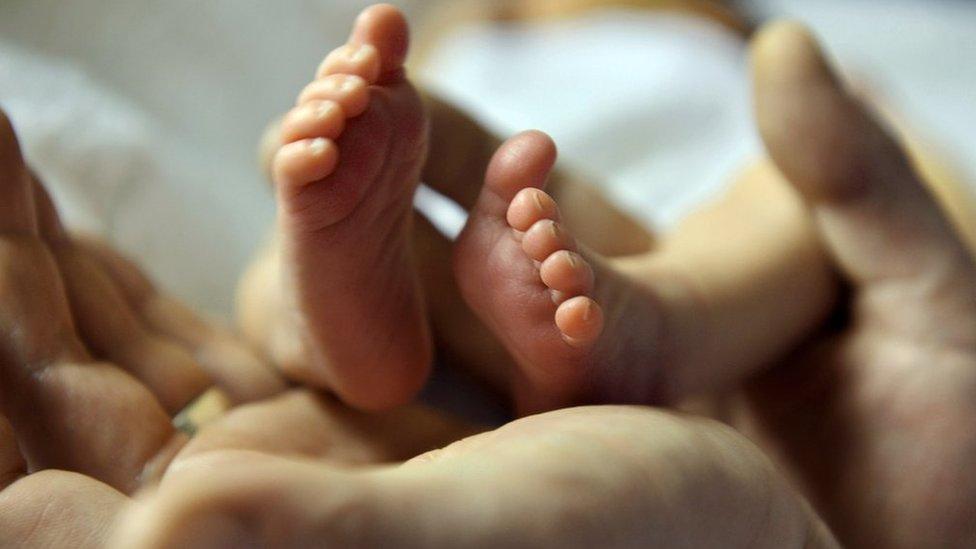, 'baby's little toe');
555,296,604,347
